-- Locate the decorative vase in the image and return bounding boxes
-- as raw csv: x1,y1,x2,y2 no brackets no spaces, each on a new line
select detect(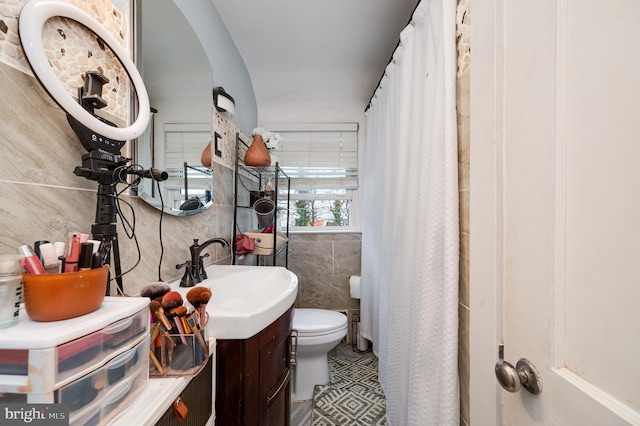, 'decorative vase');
200,142,212,167
244,135,271,166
